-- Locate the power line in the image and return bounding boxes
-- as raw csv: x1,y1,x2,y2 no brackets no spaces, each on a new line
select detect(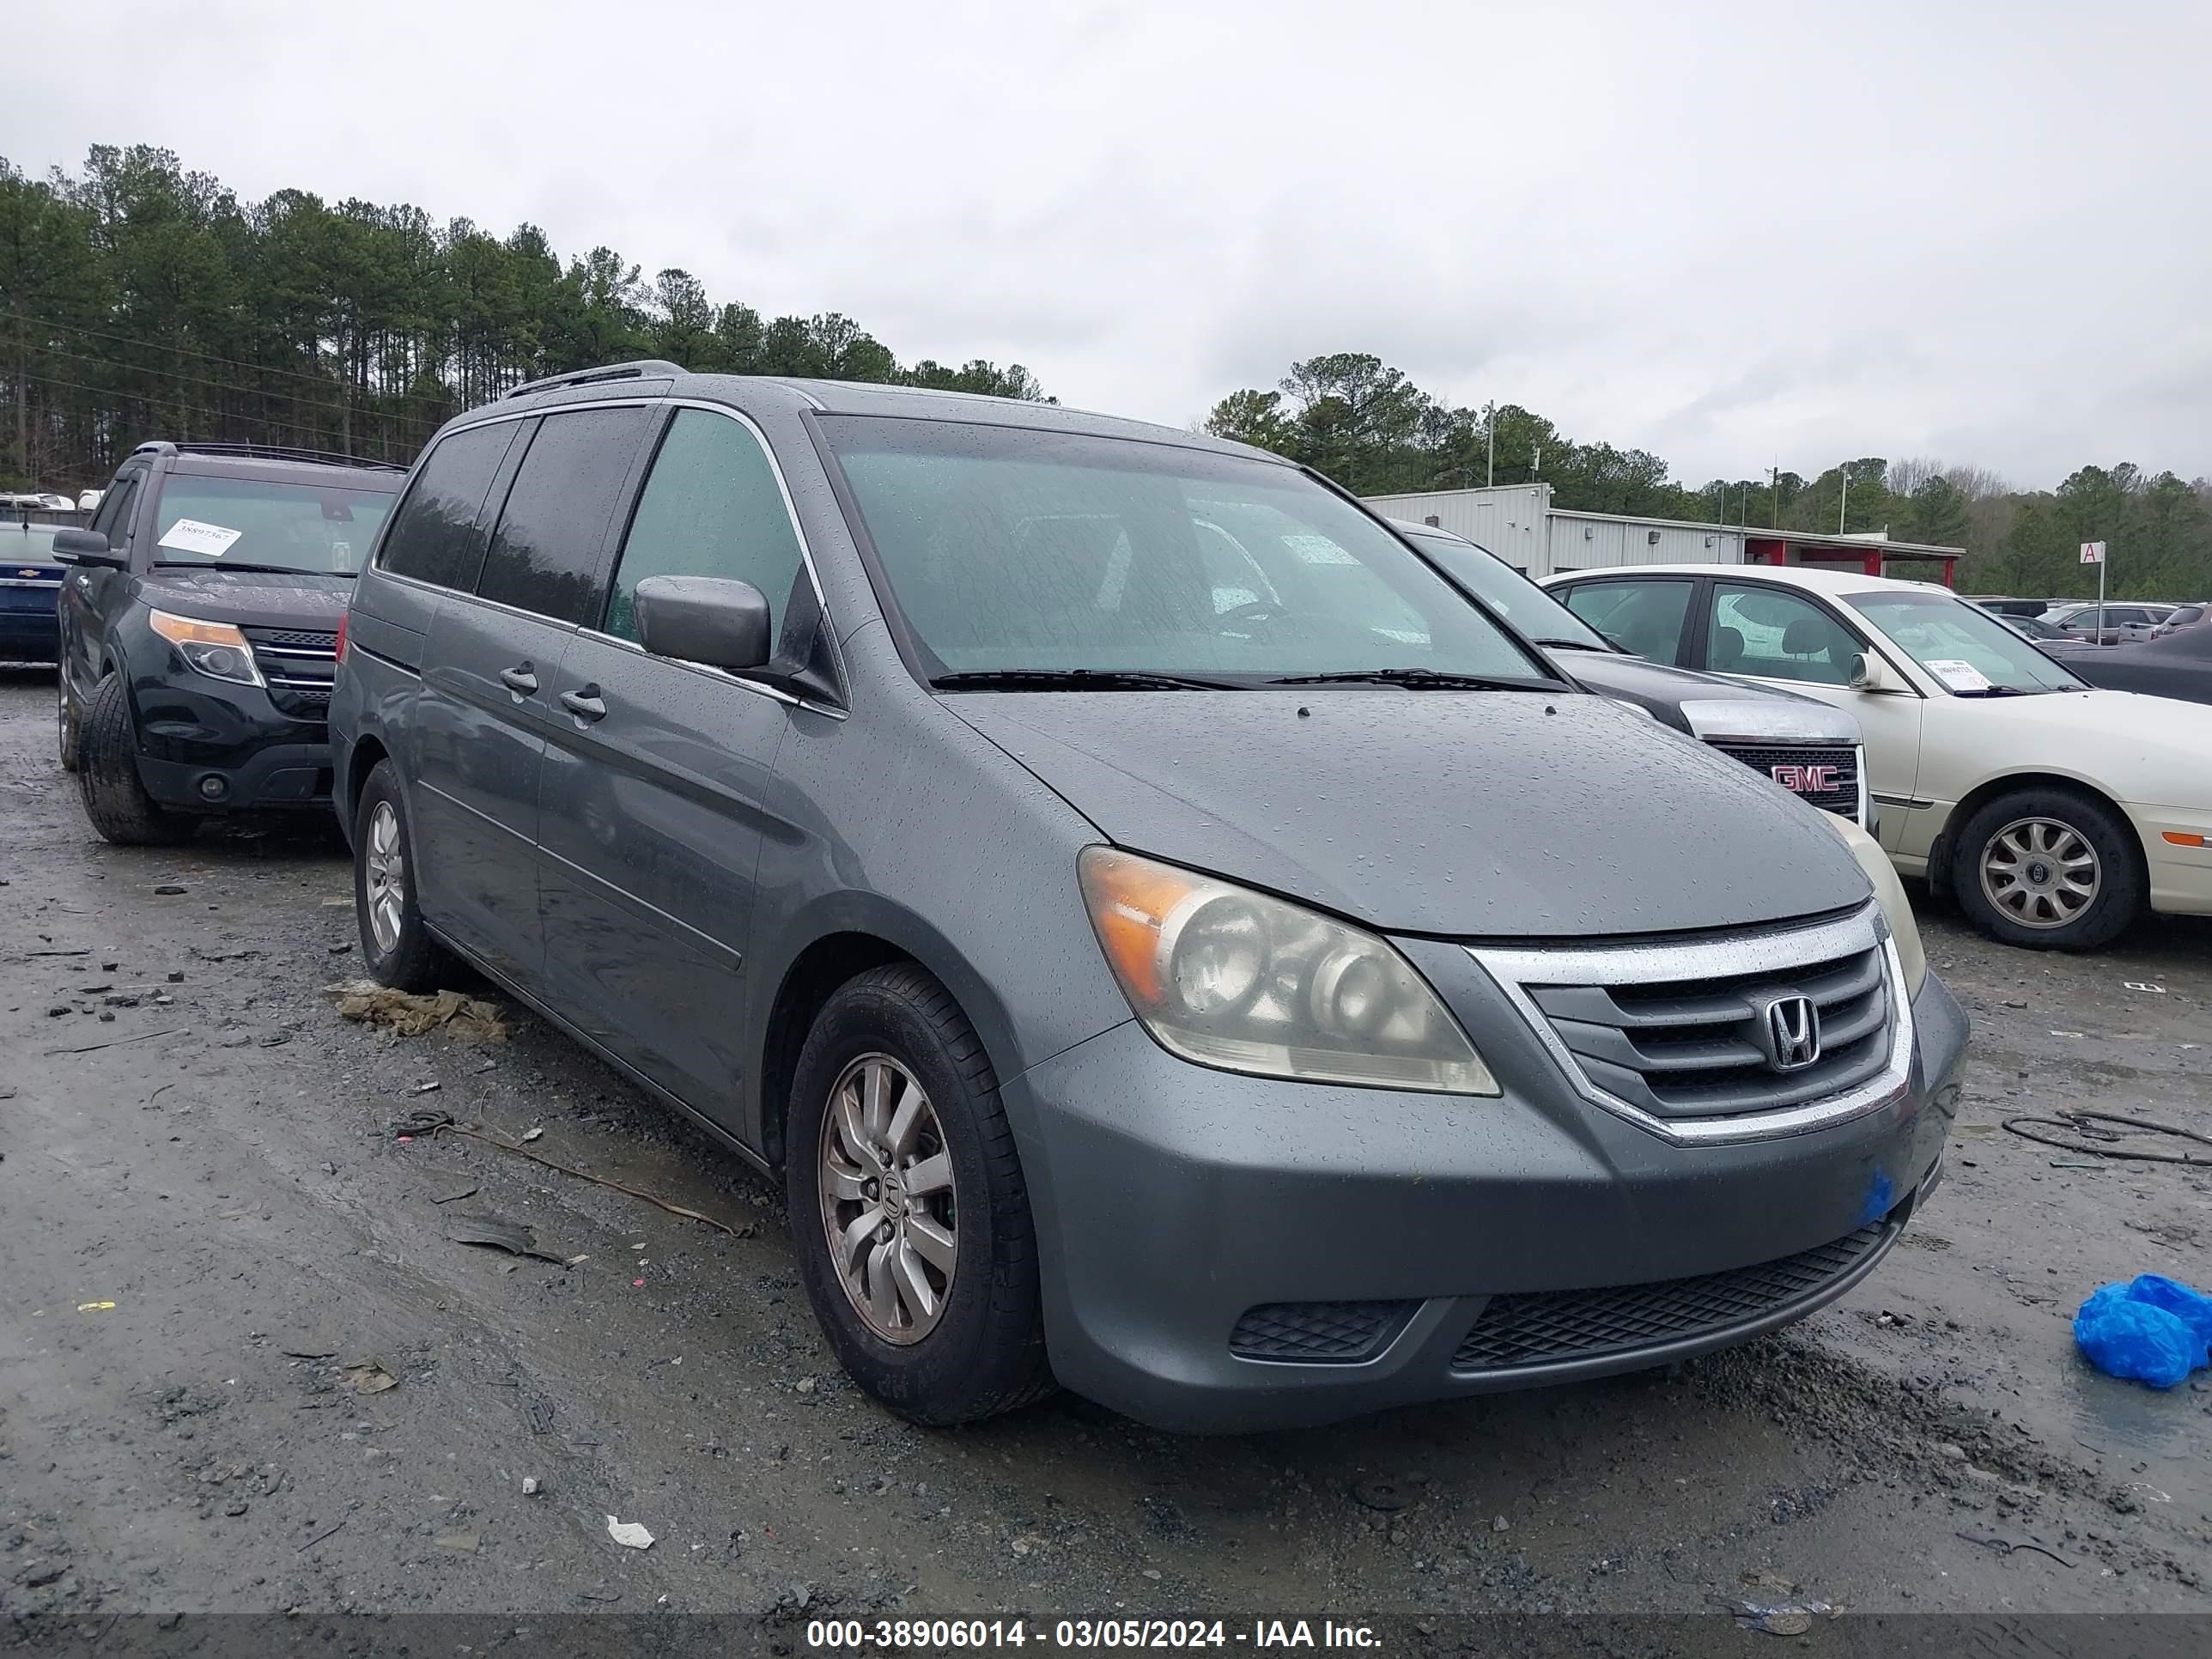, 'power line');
19,343,447,434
